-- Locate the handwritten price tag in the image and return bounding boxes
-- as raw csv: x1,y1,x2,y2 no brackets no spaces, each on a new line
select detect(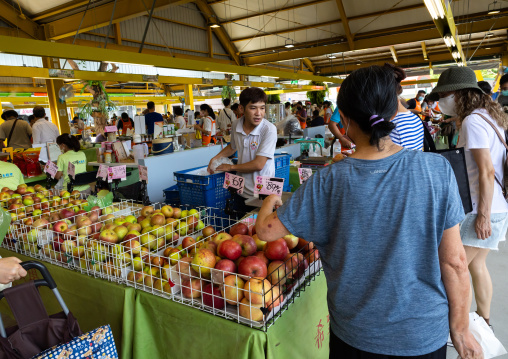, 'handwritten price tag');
139,165,148,182
108,165,127,182
44,161,58,178
97,164,108,180
67,162,75,179
298,168,313,184
254,176,284,198
105,126,118,133
223,172,244,194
